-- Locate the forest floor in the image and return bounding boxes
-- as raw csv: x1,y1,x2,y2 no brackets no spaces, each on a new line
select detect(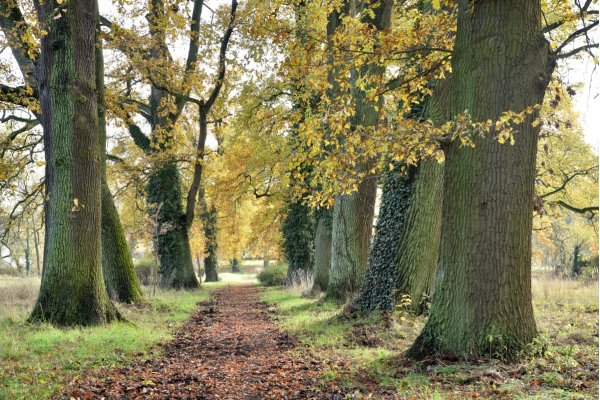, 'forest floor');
57,284,346,399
